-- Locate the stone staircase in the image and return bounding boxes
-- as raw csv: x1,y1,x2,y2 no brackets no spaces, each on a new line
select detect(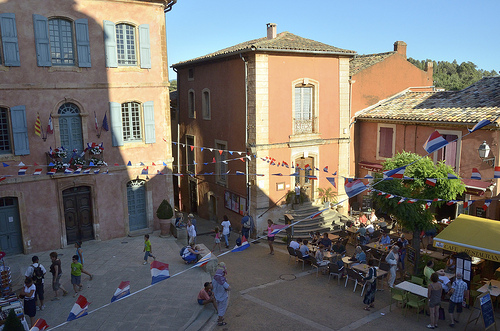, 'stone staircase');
274,202,346,243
